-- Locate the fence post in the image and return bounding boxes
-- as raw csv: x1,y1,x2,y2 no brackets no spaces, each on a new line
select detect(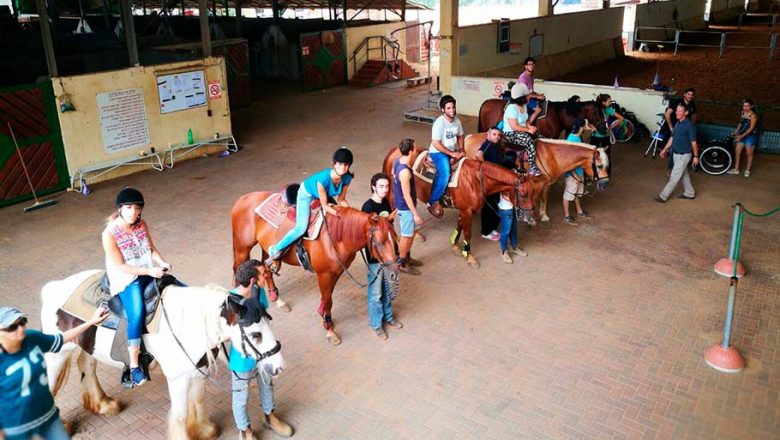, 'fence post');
714,204,746,277
719,33,727,58
674,29,681,55
771,33,777,60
